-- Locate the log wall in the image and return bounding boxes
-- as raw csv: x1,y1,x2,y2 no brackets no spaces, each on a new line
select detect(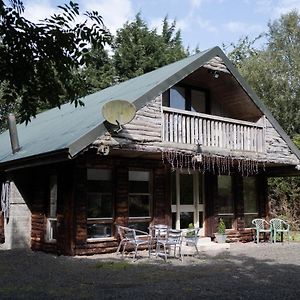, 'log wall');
265,118,299,165
205,173,268,242
95,92,299,168
73,153,169,255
